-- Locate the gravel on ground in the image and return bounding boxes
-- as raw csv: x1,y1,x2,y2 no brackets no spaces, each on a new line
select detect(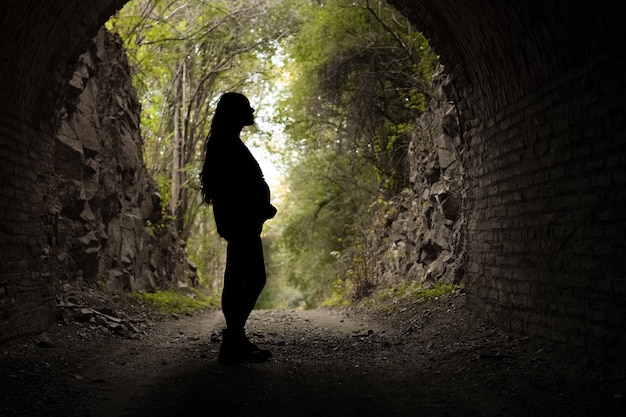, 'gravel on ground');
1,286,624,417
